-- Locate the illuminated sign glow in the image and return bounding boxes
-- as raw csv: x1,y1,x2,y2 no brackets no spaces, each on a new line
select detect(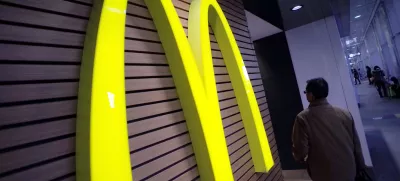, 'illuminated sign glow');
76,0,274,180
